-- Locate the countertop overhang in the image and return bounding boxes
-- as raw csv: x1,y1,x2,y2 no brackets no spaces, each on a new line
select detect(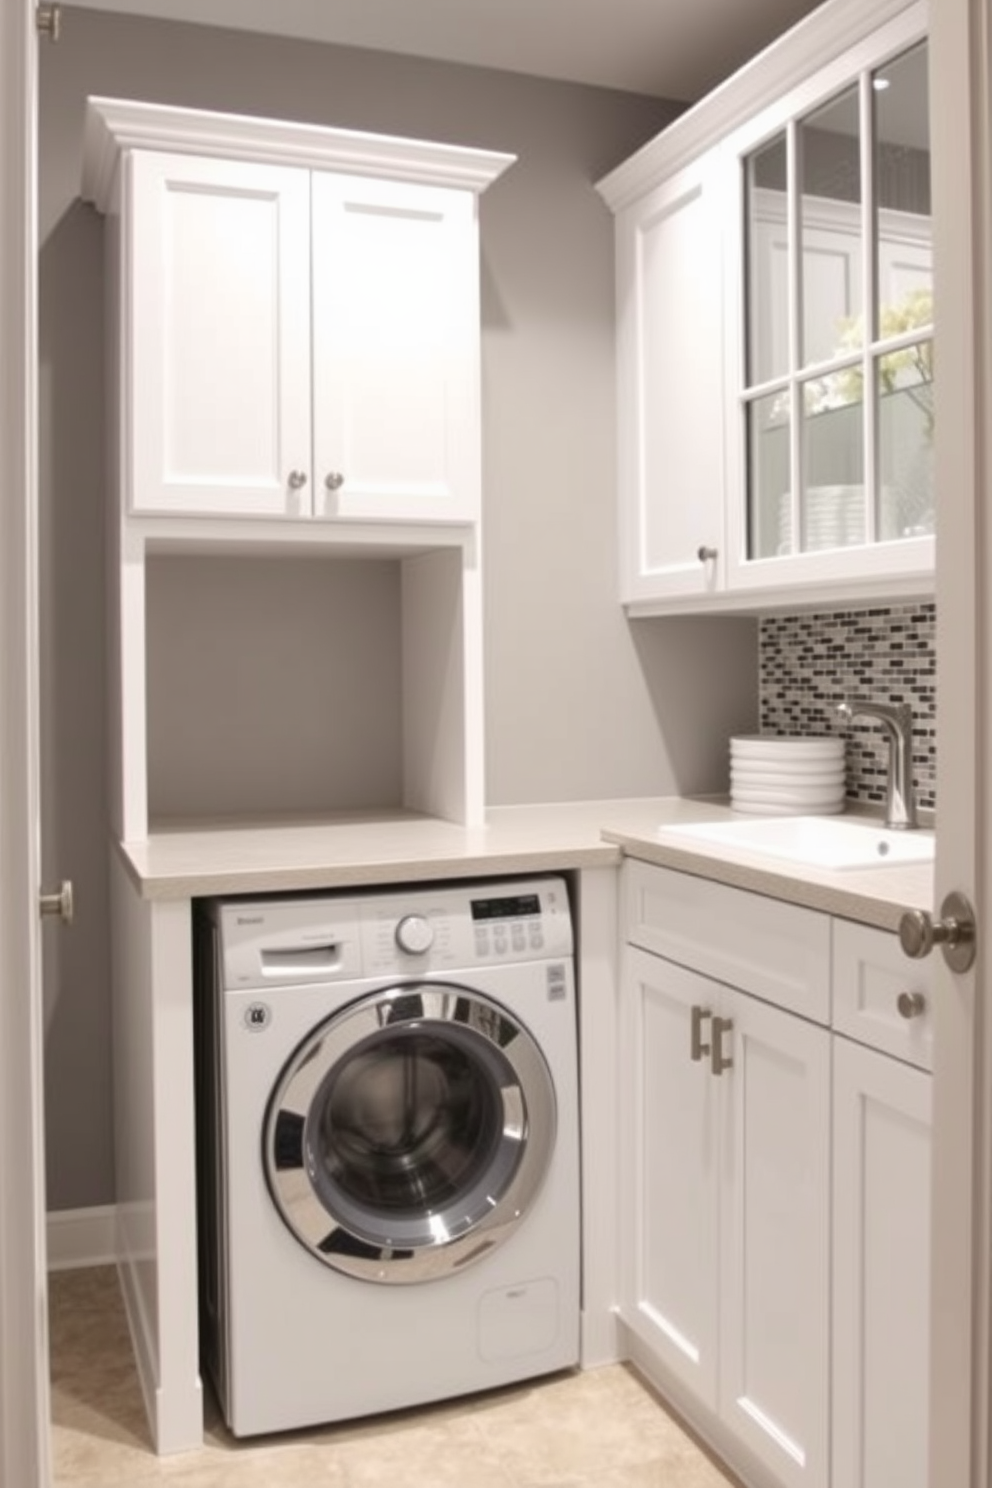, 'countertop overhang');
118,796,934,931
